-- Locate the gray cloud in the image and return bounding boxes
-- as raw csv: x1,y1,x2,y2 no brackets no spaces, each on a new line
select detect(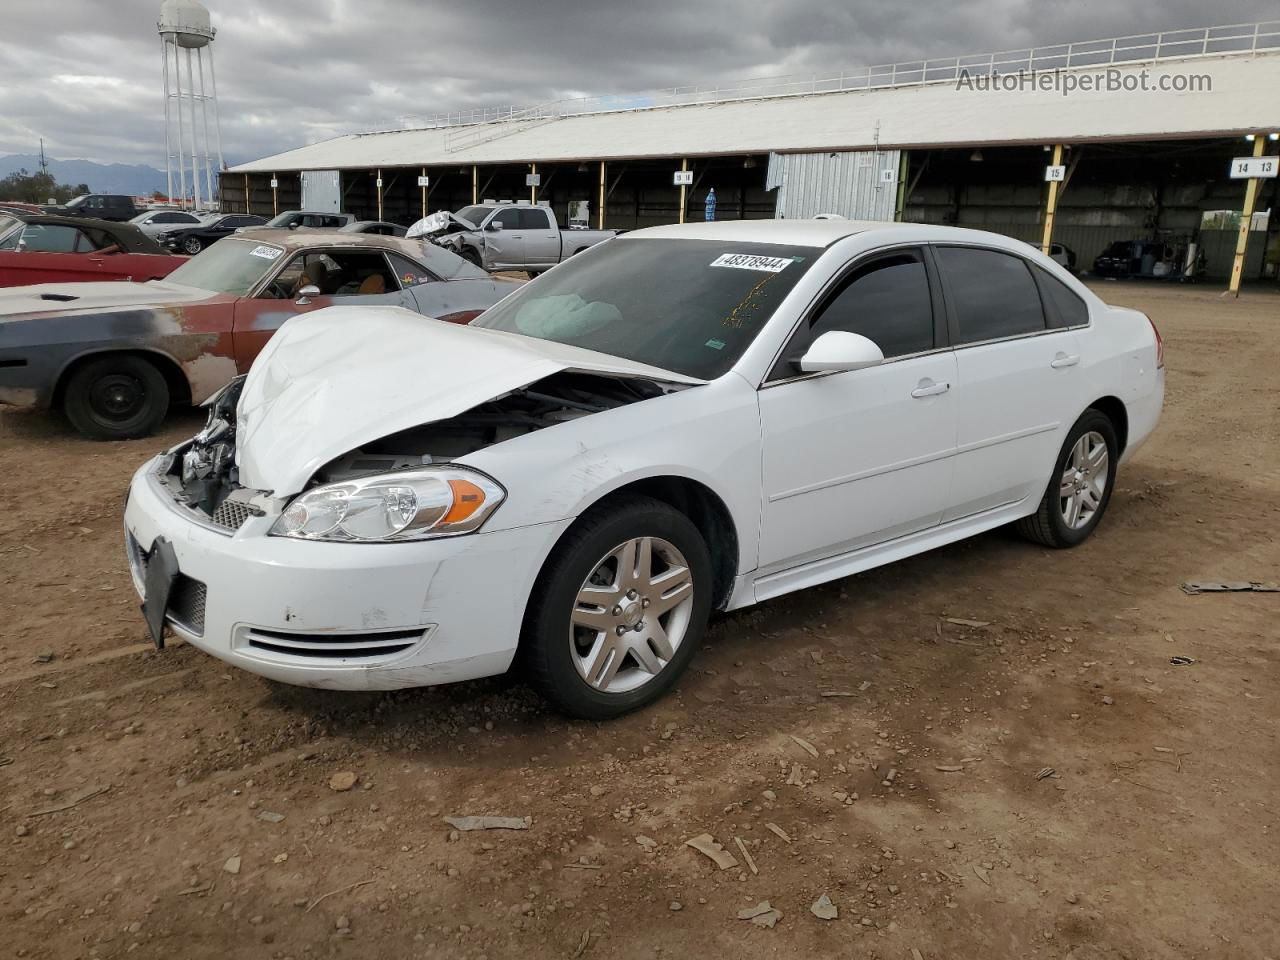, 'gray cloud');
0,0,1273,167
